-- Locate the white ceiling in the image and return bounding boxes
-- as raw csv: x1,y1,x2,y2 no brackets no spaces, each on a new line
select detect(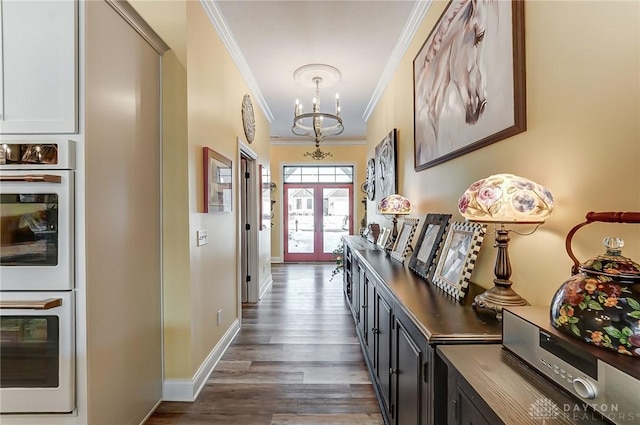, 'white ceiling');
131,1,431,142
